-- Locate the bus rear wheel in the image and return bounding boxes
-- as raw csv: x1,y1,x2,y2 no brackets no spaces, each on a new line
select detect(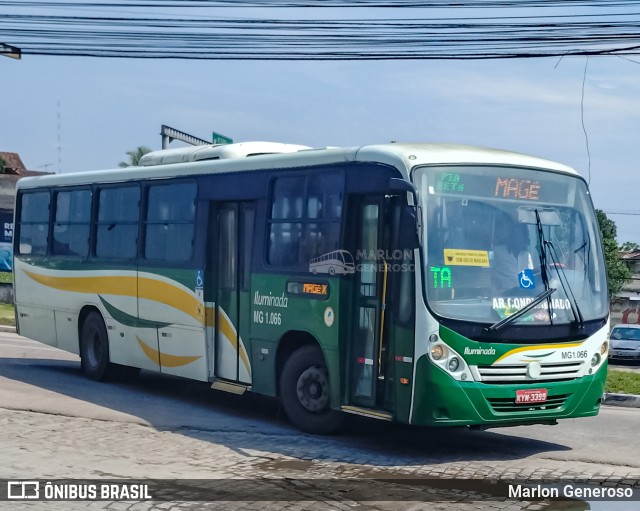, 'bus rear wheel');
80,312,115,381
280,345,344,434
